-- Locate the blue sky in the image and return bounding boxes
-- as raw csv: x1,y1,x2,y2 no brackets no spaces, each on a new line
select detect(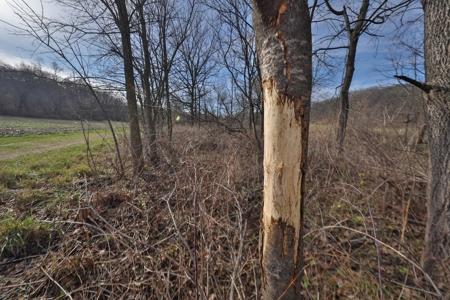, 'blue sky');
0,0,424,99
309,0,424,99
